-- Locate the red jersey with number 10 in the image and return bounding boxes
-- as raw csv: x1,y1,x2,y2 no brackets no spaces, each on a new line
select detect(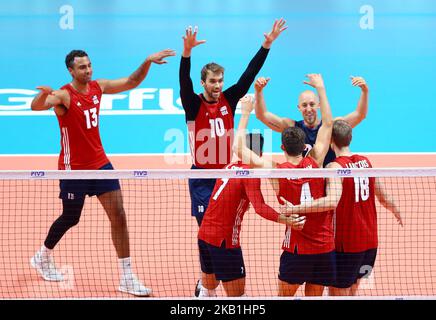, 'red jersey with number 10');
188,93,234,169
334,155,378,252
277,157,335,254
57,81,109,170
